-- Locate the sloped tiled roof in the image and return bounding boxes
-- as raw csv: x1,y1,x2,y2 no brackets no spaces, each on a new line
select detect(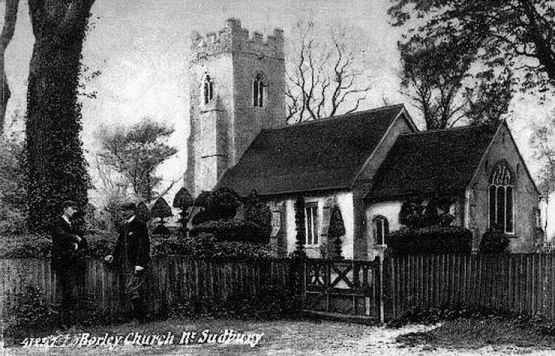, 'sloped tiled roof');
215,104,406,196
367,125,498,201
